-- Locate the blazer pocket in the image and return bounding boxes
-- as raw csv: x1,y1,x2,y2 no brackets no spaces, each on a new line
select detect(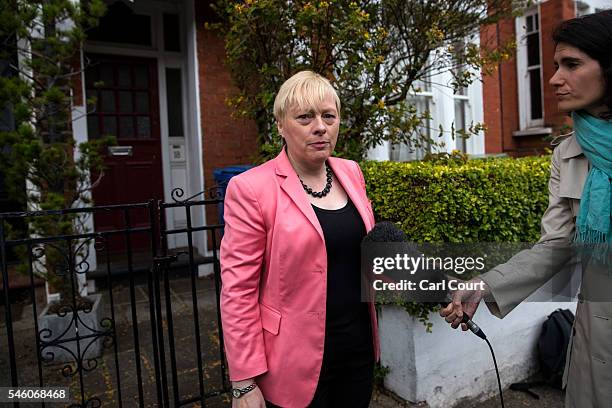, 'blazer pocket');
260,302,281,335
